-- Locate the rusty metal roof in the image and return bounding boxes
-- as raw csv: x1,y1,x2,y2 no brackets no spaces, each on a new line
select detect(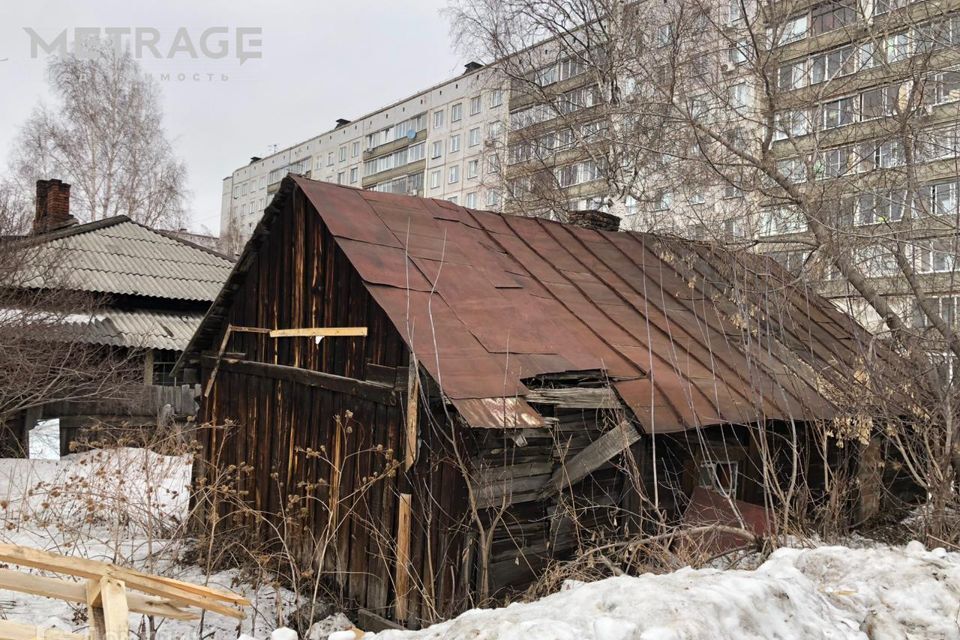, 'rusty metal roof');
184,176,901,432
